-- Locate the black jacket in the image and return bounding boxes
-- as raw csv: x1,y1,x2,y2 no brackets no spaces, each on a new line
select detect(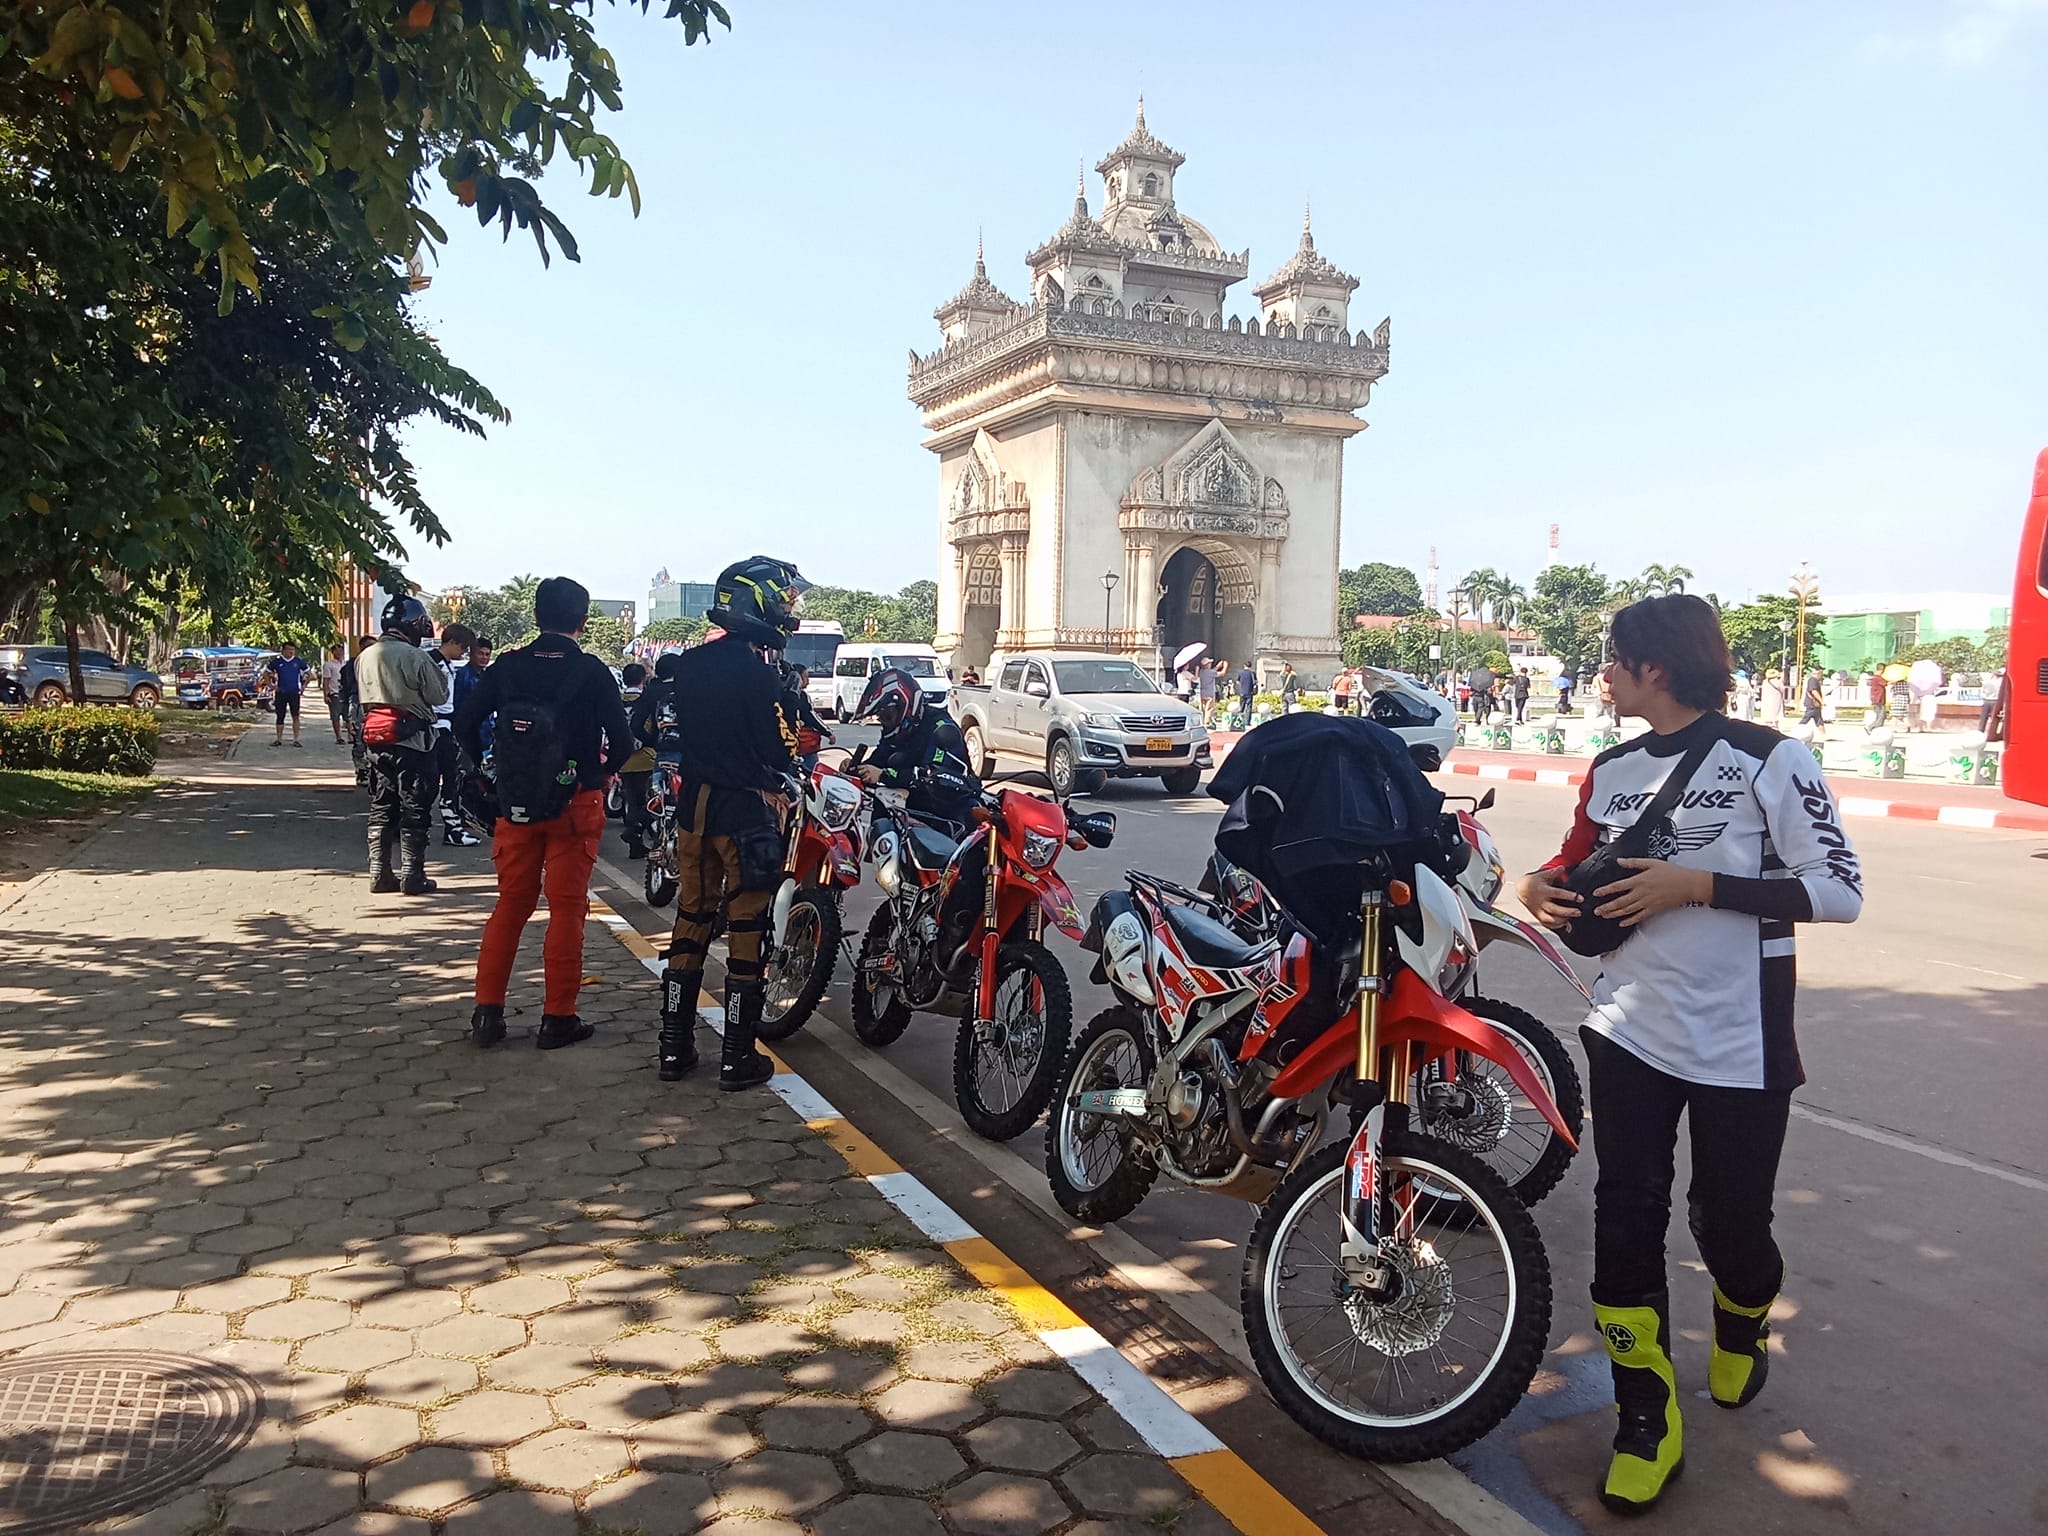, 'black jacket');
453,633,630,790
630,678,679,754
877,709,980,824
664,636,796,832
